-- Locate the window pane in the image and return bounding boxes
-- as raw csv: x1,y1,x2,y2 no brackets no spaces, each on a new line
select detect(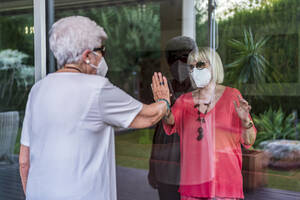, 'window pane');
0,0,34,199
197,0,300,197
